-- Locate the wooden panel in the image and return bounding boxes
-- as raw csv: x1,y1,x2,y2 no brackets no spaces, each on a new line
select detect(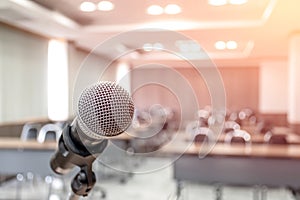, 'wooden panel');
219,67,259,112
289,123,300,135
131,66,259,121
258,113,288,126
